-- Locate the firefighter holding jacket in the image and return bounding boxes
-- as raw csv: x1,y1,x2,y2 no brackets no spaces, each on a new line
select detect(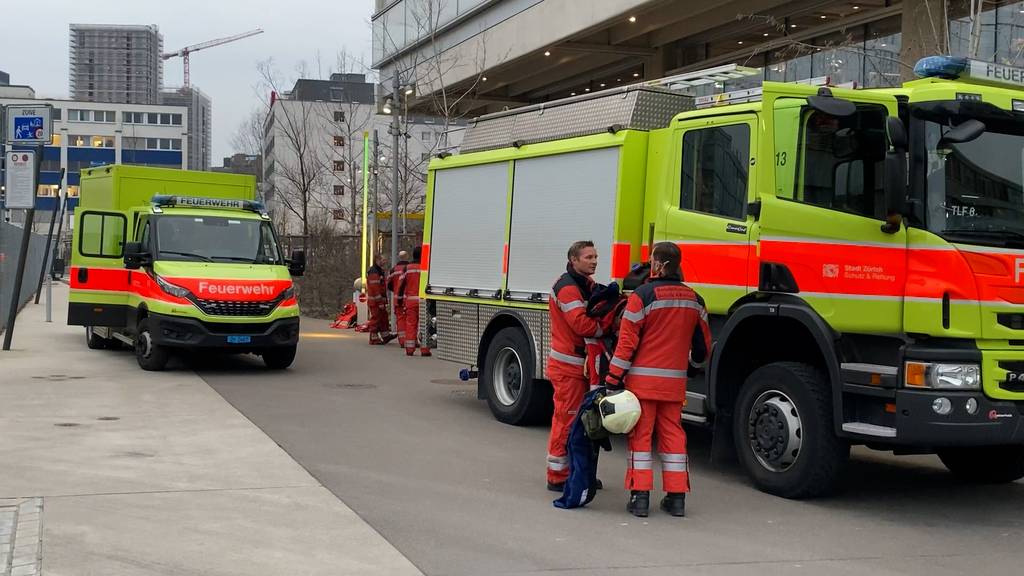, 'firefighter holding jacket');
546,240,611,491
365,255,395,345
398,247,431,357
605,242,711,518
